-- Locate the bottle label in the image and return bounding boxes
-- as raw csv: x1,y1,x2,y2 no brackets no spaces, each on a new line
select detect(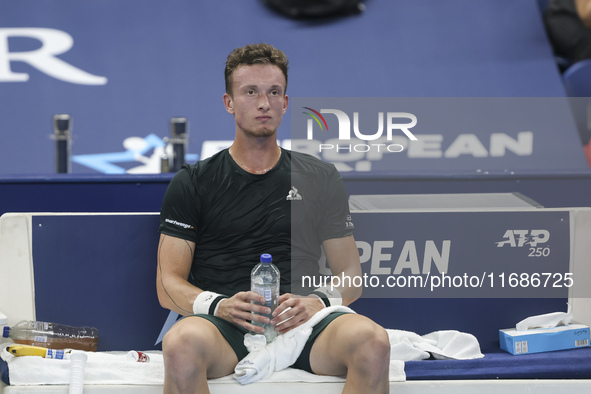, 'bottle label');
264,289,272,302
34,335,48,343
32,321,50,331
46,349,66,359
